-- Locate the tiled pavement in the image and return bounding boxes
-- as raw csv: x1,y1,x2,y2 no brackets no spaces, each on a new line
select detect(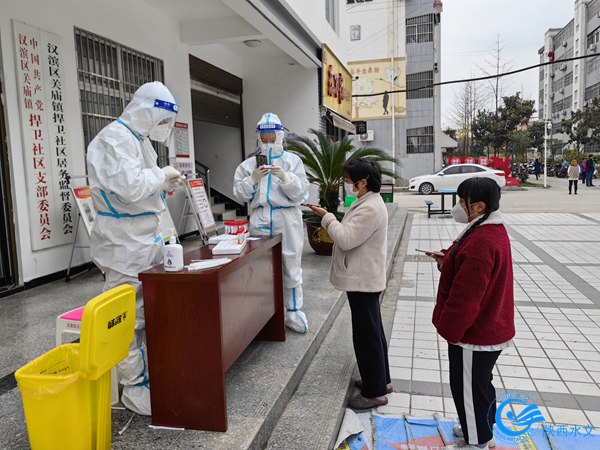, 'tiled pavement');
380,212,600,430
